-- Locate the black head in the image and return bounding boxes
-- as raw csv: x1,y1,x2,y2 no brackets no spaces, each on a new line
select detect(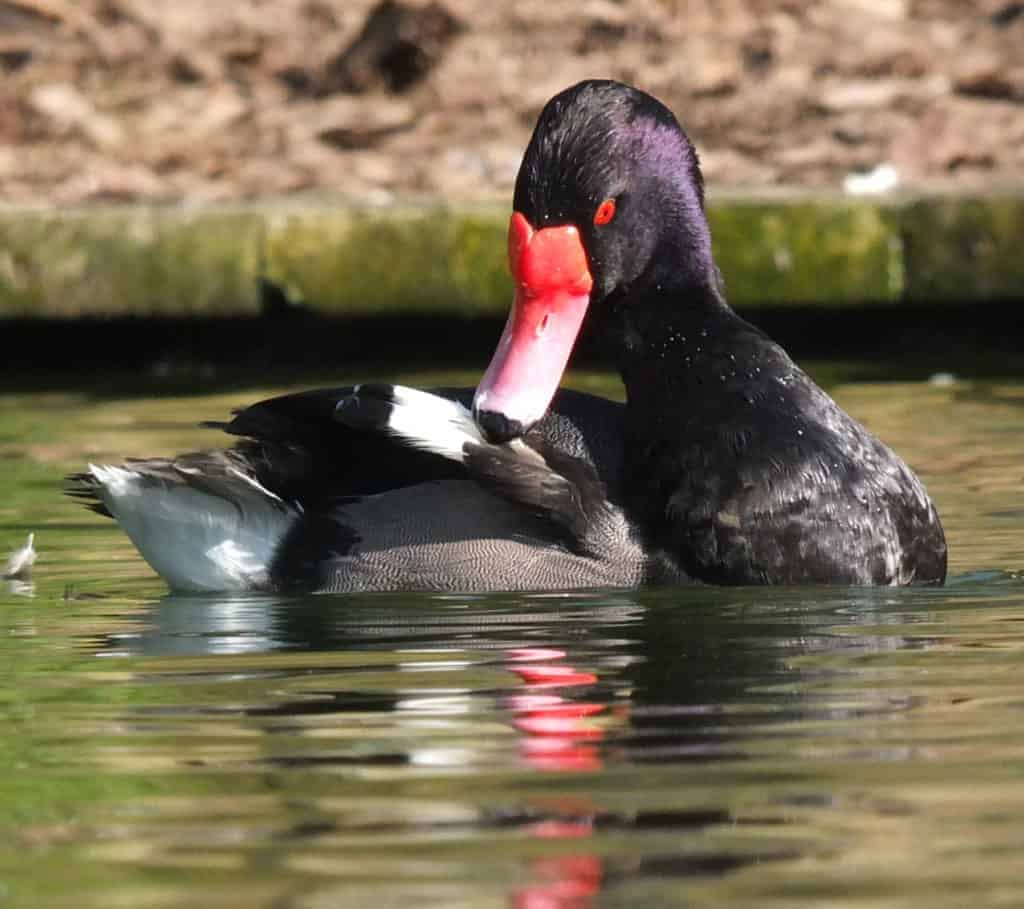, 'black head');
473,81,722,443
513,80,716,307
